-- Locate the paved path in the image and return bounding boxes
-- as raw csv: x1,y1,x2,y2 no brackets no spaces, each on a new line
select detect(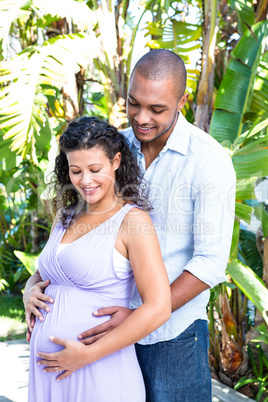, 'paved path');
0,340,254,402
0,340,29,402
